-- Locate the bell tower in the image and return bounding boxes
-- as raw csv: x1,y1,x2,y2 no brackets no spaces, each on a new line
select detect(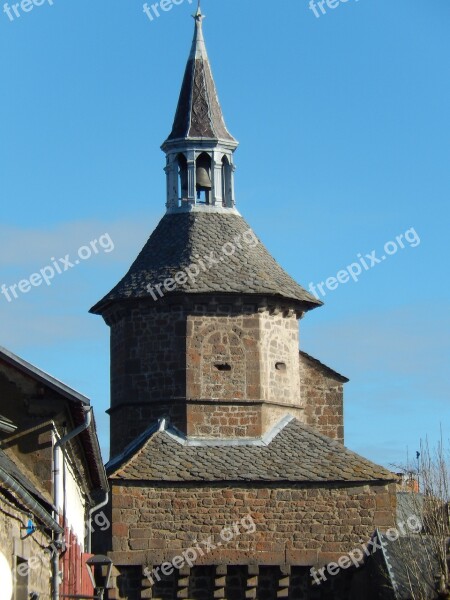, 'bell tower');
89,11,400,600
161,5,238,212
90,4,322,458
